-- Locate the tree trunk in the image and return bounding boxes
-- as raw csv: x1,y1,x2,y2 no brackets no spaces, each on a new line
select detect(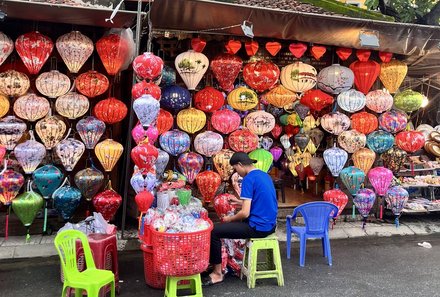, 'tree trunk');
419,1,440,26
